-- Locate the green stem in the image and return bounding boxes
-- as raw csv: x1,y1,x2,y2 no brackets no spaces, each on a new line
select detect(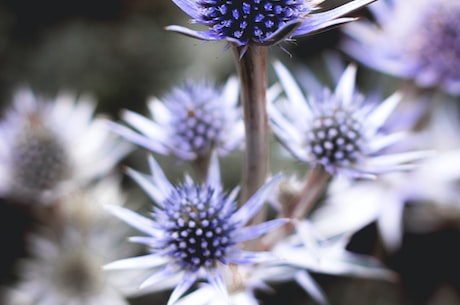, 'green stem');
232,45,269,225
